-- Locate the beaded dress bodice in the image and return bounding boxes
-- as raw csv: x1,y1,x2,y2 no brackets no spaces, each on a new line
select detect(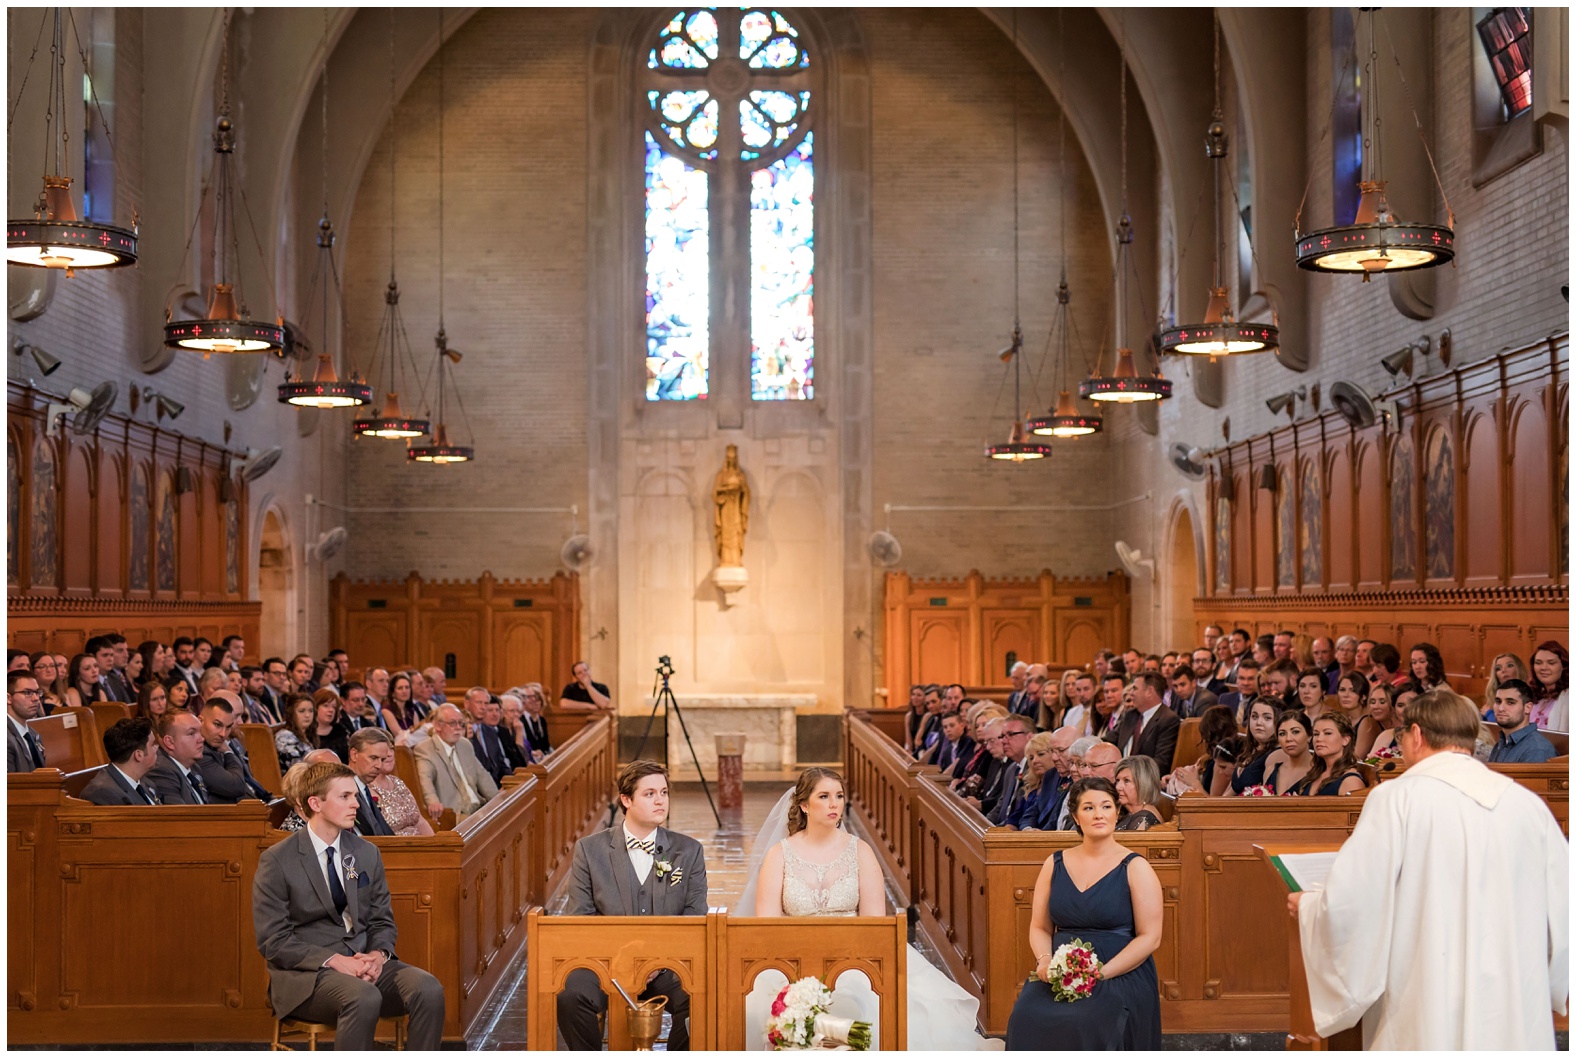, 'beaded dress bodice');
780,835,861,917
